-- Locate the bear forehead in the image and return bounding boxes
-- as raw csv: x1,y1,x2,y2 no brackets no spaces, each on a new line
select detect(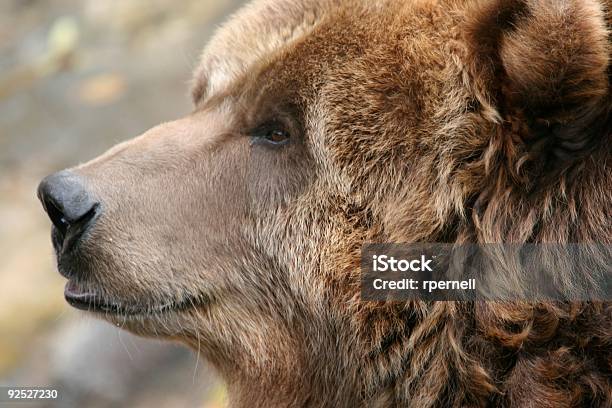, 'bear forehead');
191,0,331,102
190,0,410,103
